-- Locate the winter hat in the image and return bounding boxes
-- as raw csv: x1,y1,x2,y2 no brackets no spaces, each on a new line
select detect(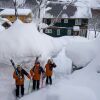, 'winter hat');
35,61,40,64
